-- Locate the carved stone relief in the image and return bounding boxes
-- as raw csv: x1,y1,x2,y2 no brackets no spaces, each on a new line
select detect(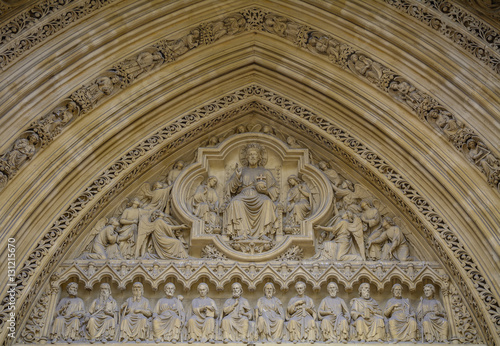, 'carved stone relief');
5,87,492,344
